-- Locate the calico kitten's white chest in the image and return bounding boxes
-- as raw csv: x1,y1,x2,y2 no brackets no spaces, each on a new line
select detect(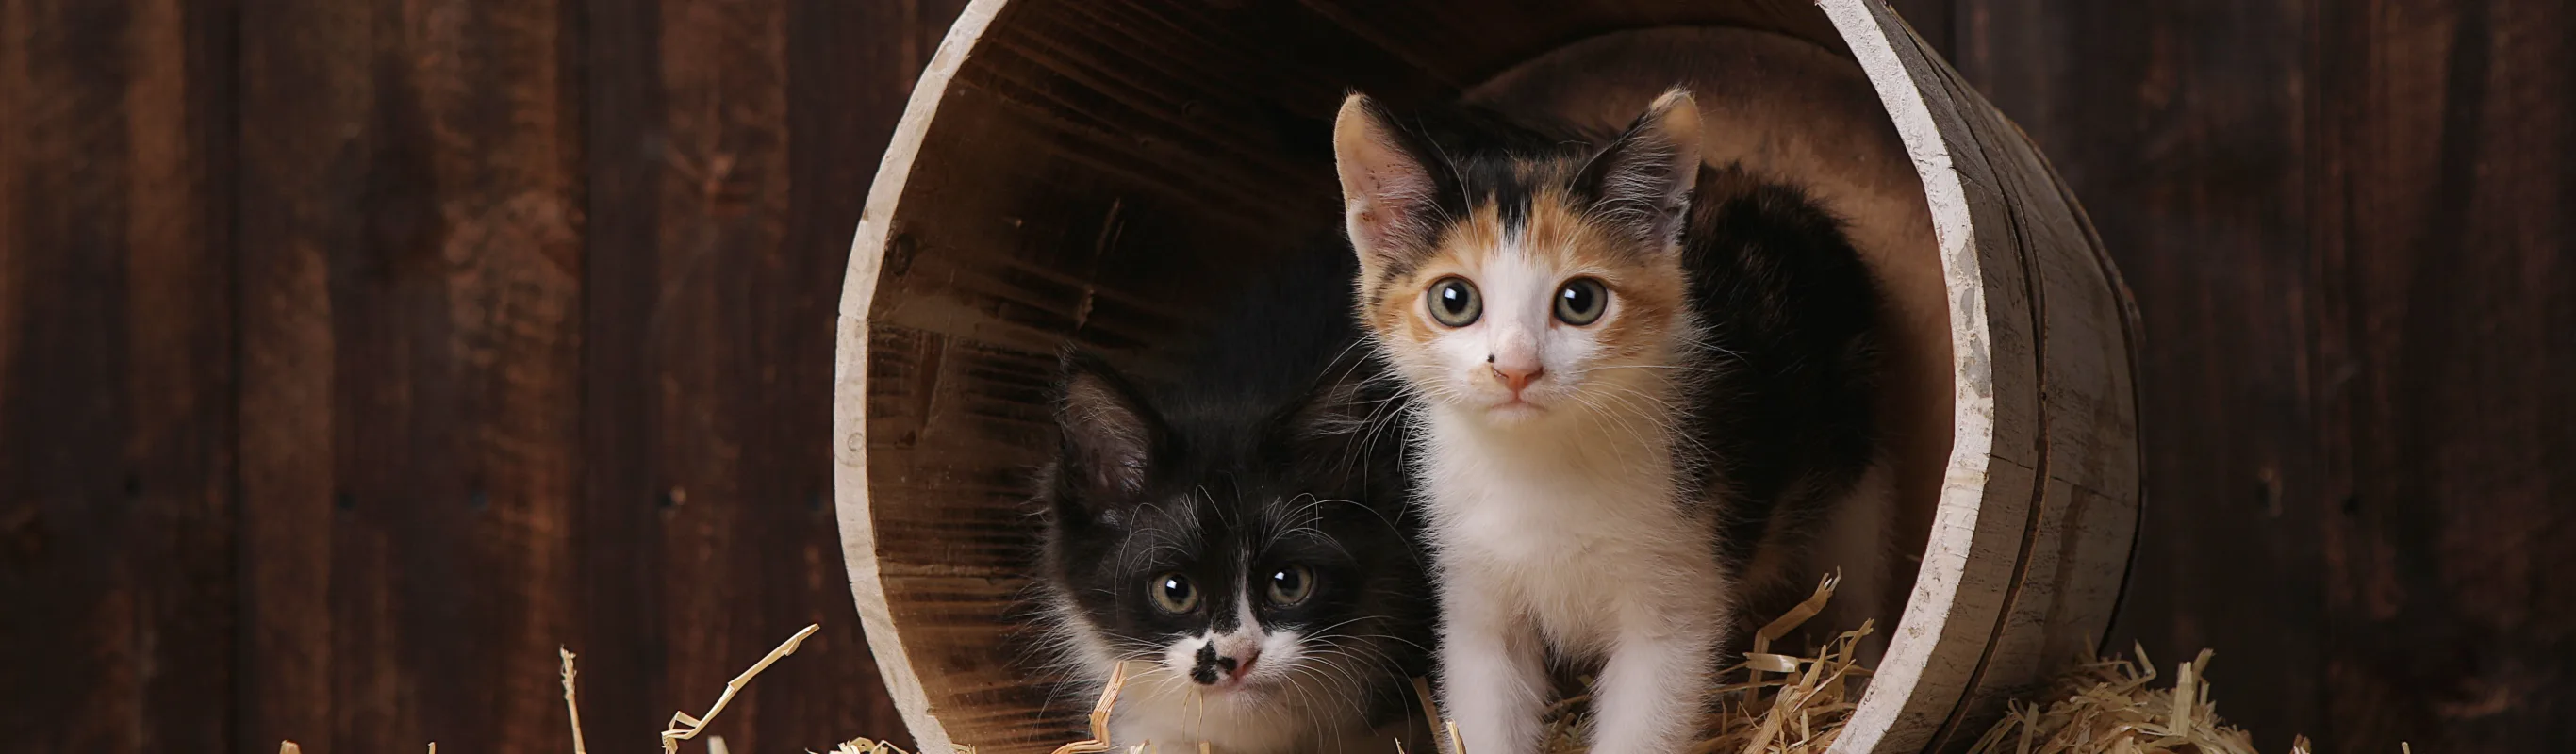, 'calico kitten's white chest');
1423,410,1726,645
